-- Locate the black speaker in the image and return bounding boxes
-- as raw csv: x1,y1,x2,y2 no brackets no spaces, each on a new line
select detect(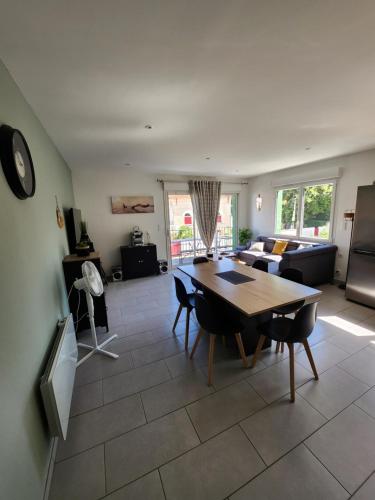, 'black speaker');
111,266,123,281
158,259,168,274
